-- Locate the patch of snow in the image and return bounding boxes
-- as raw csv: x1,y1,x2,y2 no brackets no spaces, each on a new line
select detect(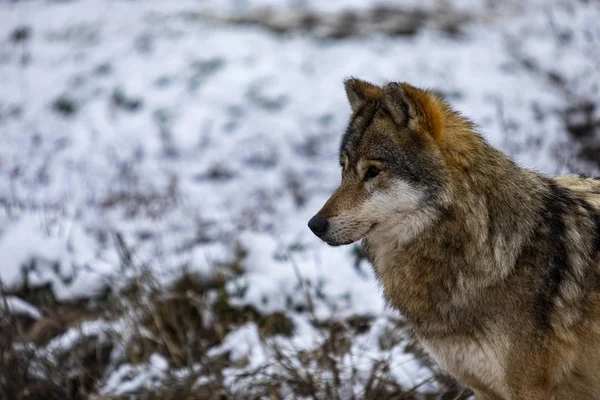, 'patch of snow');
2,295,42,319
0,213,118,301
46,319,111,353
149,353,169,372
